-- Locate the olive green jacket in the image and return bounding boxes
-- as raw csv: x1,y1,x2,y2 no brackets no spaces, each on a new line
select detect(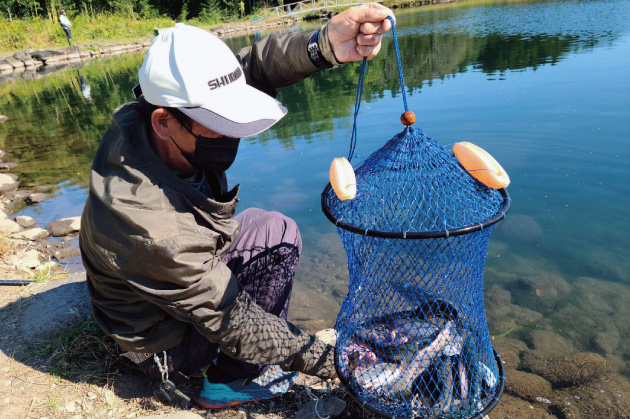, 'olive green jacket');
79,29,338,378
